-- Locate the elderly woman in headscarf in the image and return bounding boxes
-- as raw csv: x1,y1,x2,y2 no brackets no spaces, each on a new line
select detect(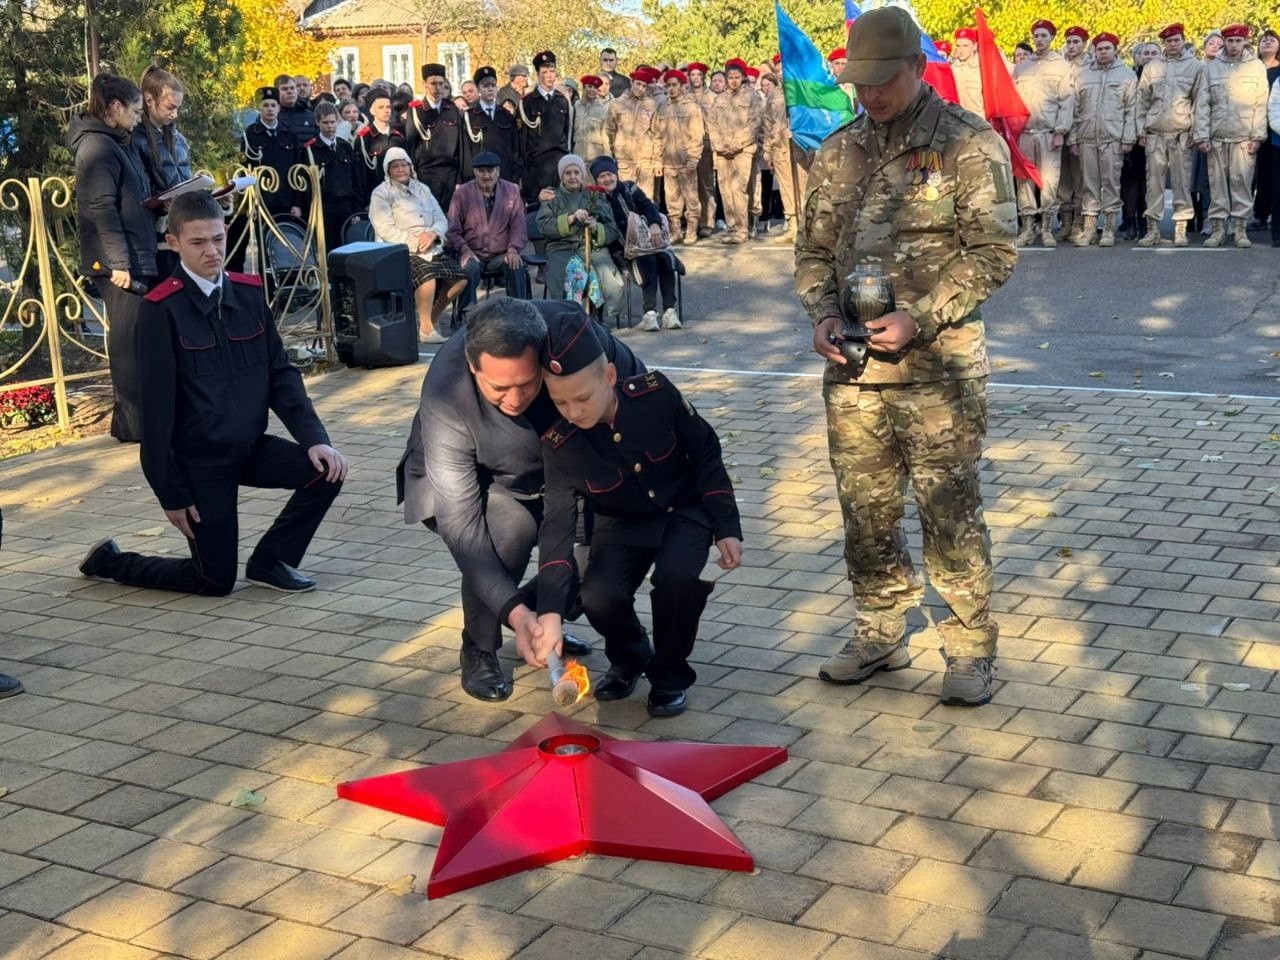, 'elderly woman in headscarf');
368,146,468,342
535,153,625,328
